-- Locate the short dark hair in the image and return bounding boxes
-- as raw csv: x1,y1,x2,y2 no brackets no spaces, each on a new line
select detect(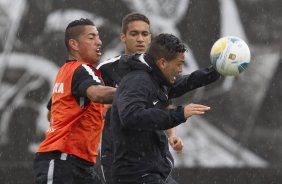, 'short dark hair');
147,33,187,61
121,12,150,34
65,18,95,50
